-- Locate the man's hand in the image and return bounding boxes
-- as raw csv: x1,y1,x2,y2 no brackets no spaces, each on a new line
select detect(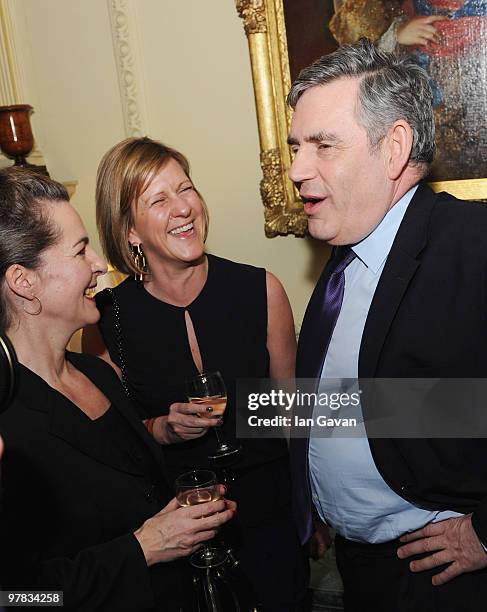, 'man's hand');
397,514,487,585
309,518,332,560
